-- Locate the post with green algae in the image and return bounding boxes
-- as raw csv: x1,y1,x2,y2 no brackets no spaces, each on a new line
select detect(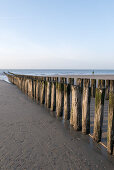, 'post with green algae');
91,79,96,98
93,88,105,142
70,85,82,130
56,81,64,117
82,79,91,134
107,91,114,154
